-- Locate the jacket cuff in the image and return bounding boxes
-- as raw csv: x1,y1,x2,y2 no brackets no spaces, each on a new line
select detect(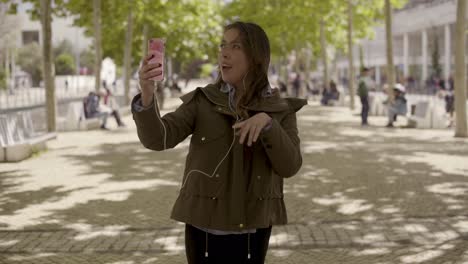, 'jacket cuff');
131,93,155,113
